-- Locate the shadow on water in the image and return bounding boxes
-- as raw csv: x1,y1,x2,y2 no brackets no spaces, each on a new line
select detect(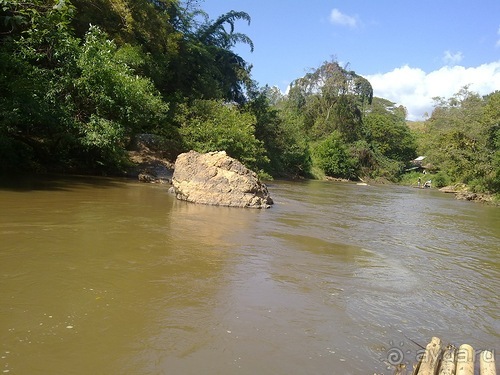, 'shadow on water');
0,174,126,192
